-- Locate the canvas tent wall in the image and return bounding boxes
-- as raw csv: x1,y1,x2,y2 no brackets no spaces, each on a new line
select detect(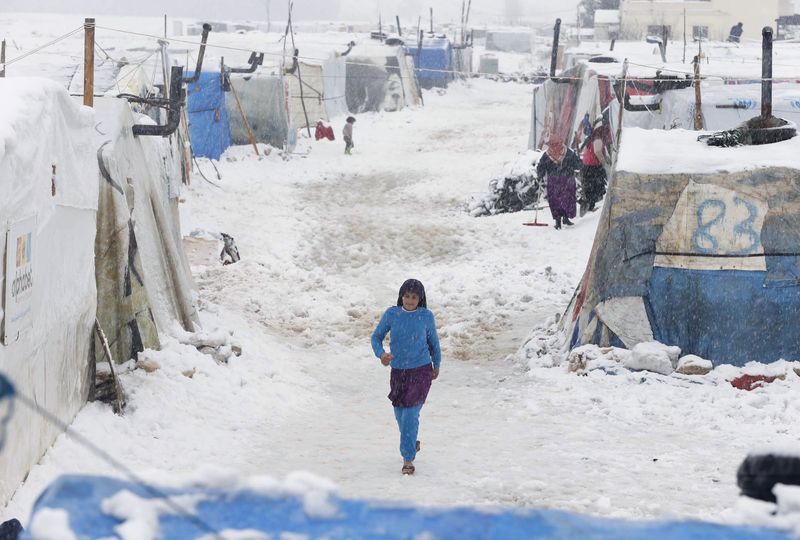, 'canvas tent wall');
186,71,232,160
647,83,800,132
345,47,420,113
227,73,291,150
529,64,618,153
0,79,98,505
285,55,349,130
563,127,800,367
94,97,200,367
405,37,454,89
